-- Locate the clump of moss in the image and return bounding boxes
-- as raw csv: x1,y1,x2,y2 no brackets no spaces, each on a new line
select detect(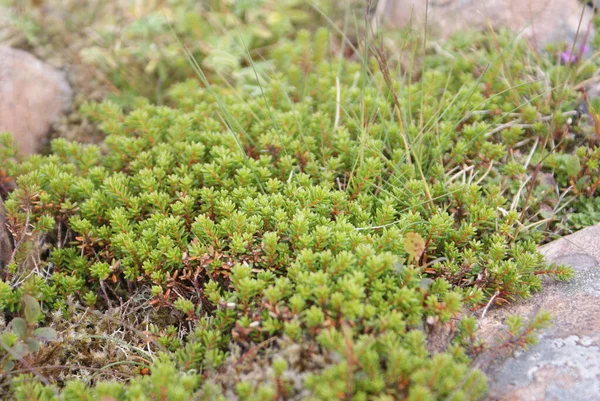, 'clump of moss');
0,20,598,400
